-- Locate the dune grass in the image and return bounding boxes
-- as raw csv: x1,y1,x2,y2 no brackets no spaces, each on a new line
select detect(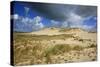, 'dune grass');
72,45,84,51
13,33,96,65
